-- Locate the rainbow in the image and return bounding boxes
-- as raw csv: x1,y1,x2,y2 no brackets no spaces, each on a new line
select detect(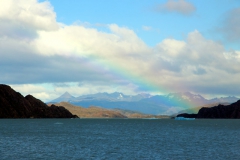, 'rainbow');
69,53,197,111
